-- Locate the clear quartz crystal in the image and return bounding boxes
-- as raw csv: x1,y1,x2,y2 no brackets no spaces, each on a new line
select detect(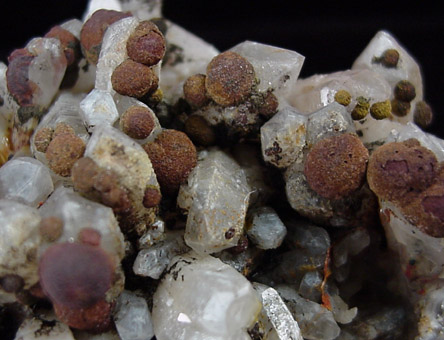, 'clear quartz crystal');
152,253,261,340
119,0,162,20
0,62,19,119
261,106,307,168
114,290,155,340
95,17,140,93
229,41,305,99
14,317,75,340
0,200,41,289
60,19,83,39
276,285,340,340
253,283,304,340
178,149,251,254
80,89,120,129
133,232,189,279
332,228,370,268
247,207,287,250
0,157,53,207
416,285,444,340
160,20,219,104
26,37,67,110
